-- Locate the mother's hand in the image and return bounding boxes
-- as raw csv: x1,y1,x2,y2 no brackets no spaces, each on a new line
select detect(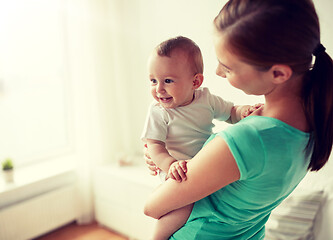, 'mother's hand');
144,144,160,176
